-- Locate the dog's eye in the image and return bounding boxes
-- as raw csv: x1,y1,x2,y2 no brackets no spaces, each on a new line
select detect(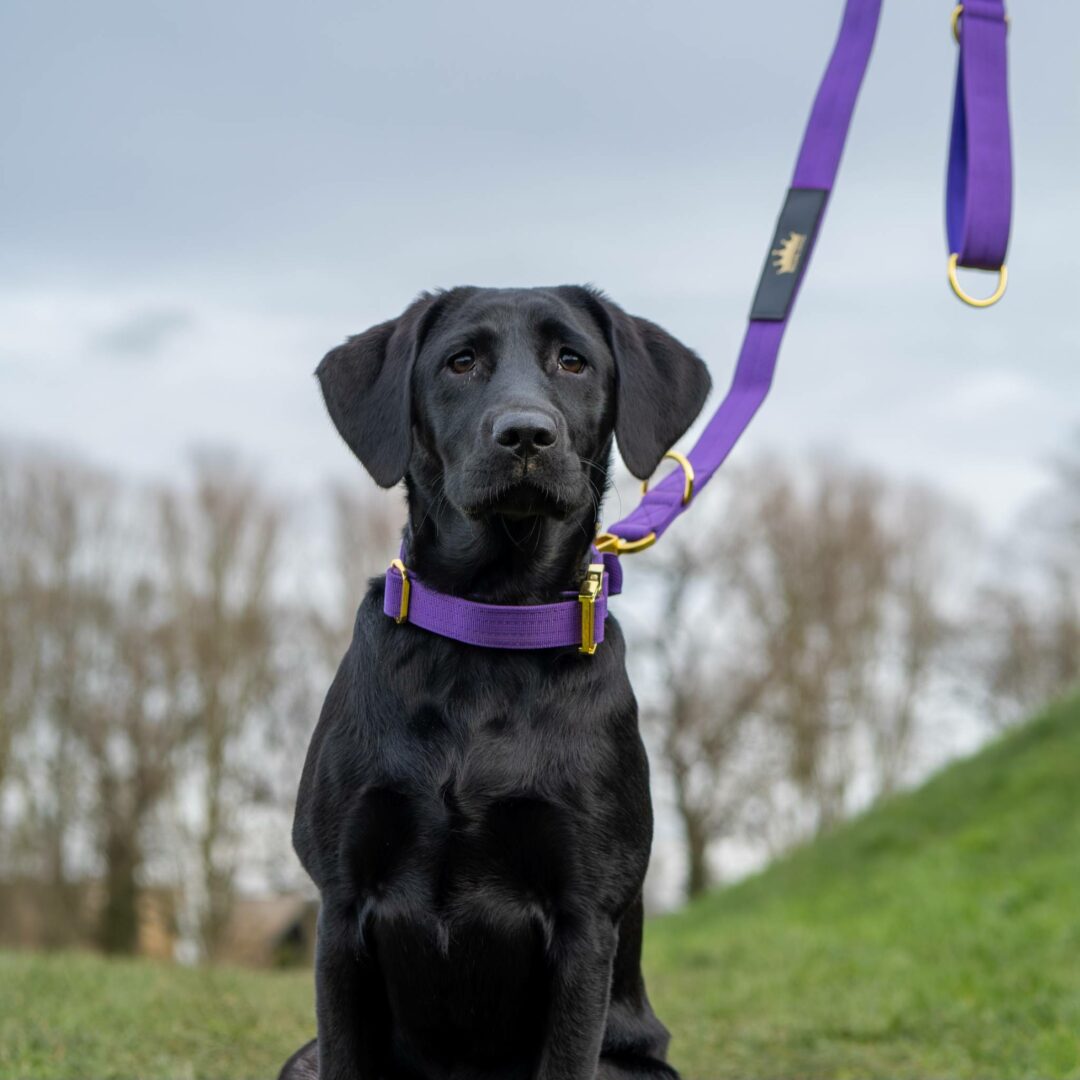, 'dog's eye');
558,349,586,374
447,351,476,375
